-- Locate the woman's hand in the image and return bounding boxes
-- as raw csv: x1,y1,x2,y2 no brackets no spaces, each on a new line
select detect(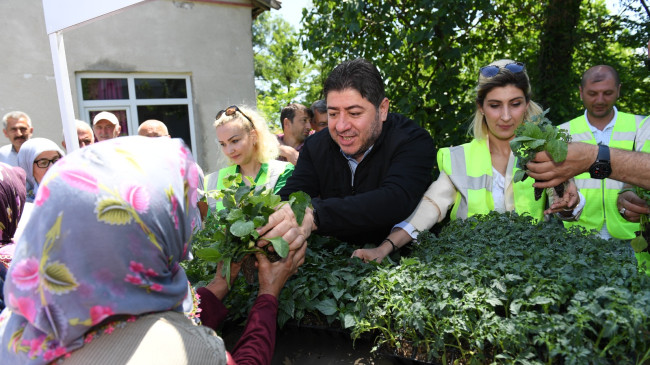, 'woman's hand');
256,242,307,298
204,260,242,301
544,178,580,215
617,189,650,223
351,245,392,263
